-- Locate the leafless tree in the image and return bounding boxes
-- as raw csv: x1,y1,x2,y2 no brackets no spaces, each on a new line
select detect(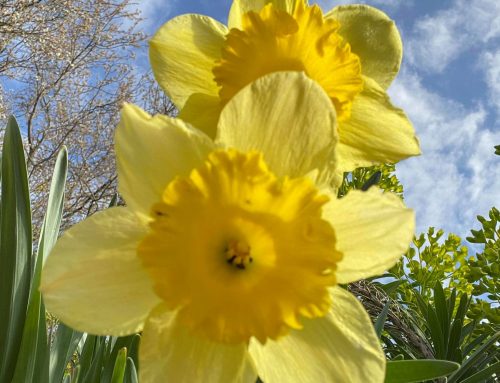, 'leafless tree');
0,0,159,230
